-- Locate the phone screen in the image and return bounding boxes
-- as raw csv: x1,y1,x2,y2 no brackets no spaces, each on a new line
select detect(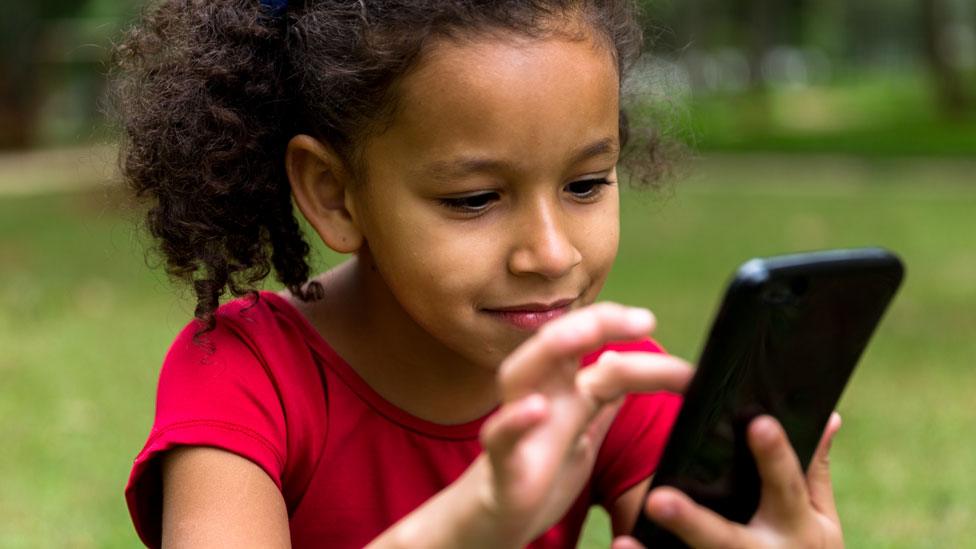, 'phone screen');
633,250,903,545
